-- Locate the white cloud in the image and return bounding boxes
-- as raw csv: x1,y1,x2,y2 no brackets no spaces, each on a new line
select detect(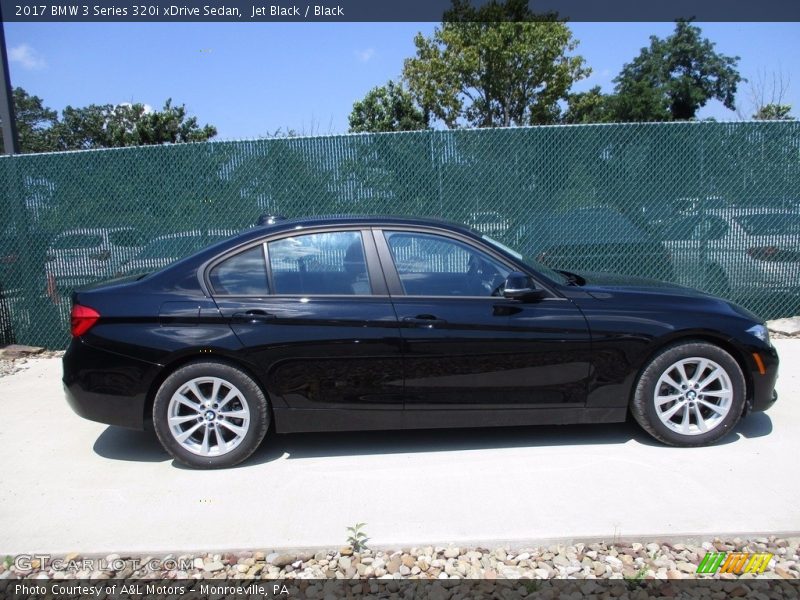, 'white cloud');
355,48,375,63
588,68,612,82
9,44,46,70
117,102,154,114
